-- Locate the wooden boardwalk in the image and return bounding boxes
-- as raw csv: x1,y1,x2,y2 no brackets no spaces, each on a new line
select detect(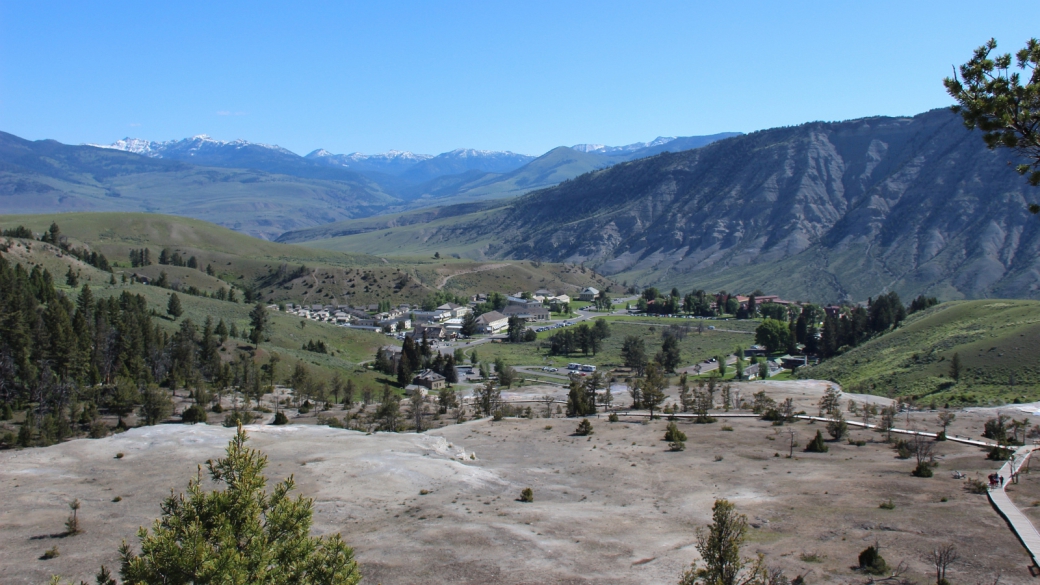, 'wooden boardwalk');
989,446,1040,567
